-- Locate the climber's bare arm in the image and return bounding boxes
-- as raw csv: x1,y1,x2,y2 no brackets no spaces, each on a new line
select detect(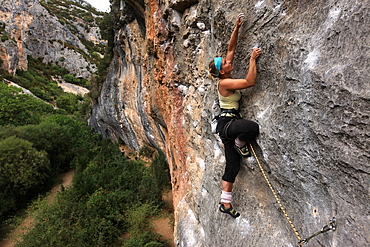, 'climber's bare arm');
226,13,244,64
220,49,262,92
